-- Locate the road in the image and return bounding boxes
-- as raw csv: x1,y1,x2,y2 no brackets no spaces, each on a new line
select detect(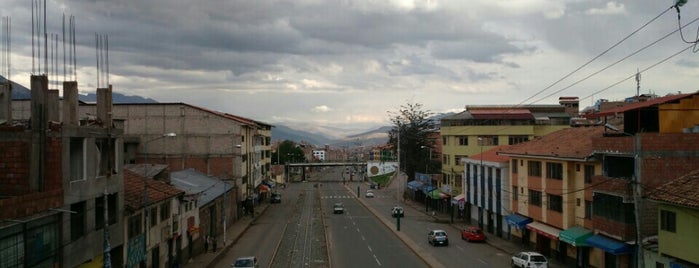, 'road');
213,165,535,267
